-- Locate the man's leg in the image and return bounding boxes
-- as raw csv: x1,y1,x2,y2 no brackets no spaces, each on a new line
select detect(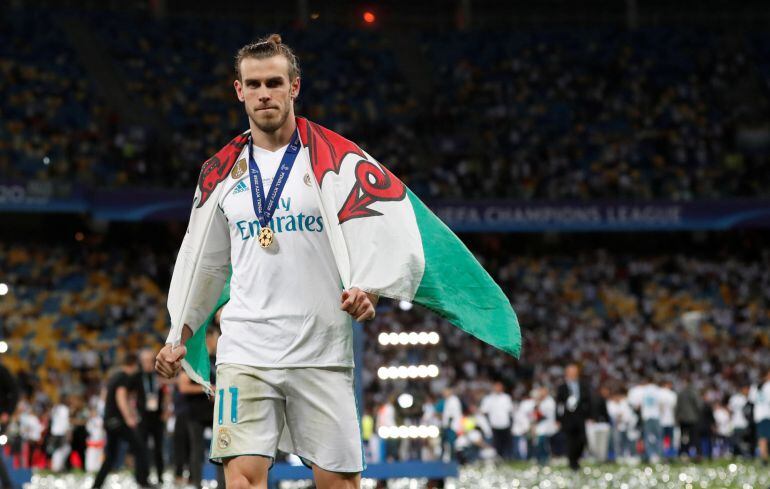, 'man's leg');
566,431,581,470
502,428,513,460
312,465,360,489
186,419,204,488
0,451,15,489
173,412,190,483
92,428,121,489
151,416,165,480
223,455,270,489
491,429,505,459
124,426,150,486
